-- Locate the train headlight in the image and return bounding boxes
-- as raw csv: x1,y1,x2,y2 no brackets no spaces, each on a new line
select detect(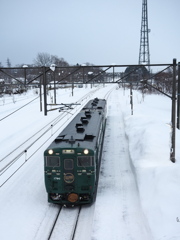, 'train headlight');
50,193,61,201
48,149,53,155
84,149,89,154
